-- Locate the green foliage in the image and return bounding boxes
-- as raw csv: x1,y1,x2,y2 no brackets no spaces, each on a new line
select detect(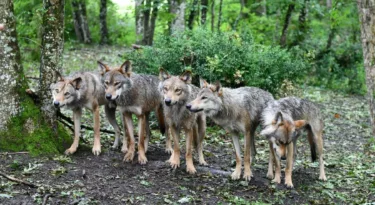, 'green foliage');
126,29,307,94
